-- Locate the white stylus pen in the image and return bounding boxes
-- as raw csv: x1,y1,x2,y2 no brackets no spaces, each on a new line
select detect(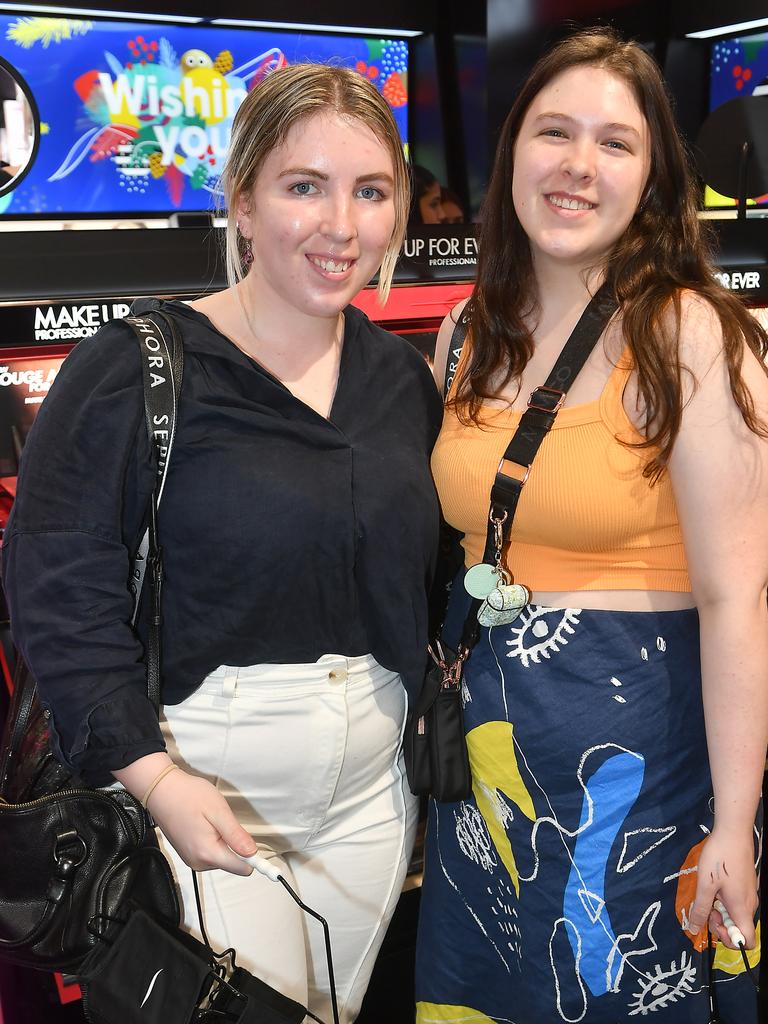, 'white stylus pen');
713,898,746,947
237,849,283,882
